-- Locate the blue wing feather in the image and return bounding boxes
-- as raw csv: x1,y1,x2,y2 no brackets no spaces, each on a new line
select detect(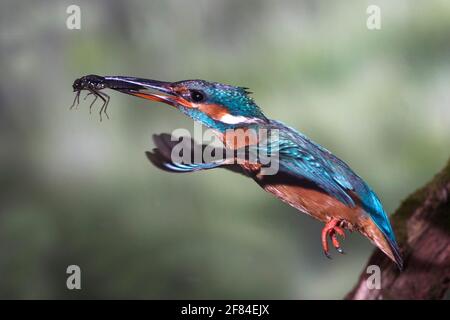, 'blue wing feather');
271,121,356,207
161,161,223,172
